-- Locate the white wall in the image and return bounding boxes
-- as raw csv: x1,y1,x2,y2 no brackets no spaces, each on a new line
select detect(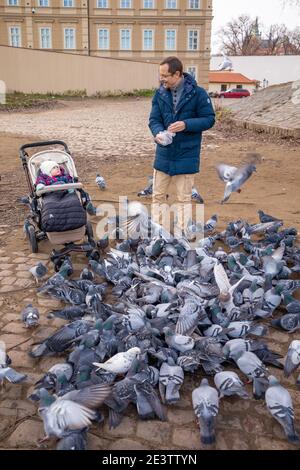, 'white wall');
210,55,300,86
